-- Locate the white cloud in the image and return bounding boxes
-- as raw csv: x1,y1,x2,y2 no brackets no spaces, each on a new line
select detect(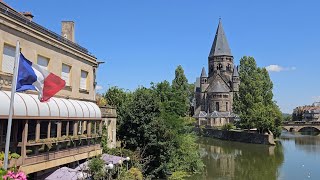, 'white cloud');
265,64,296,72
96,85,103,90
